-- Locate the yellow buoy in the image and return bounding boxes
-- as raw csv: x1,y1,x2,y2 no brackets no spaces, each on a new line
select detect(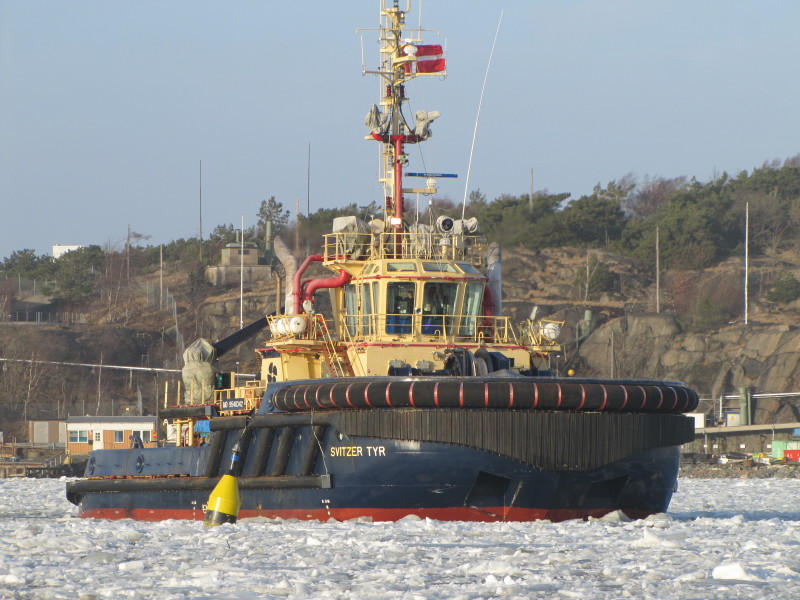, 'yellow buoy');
204,474,241,526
